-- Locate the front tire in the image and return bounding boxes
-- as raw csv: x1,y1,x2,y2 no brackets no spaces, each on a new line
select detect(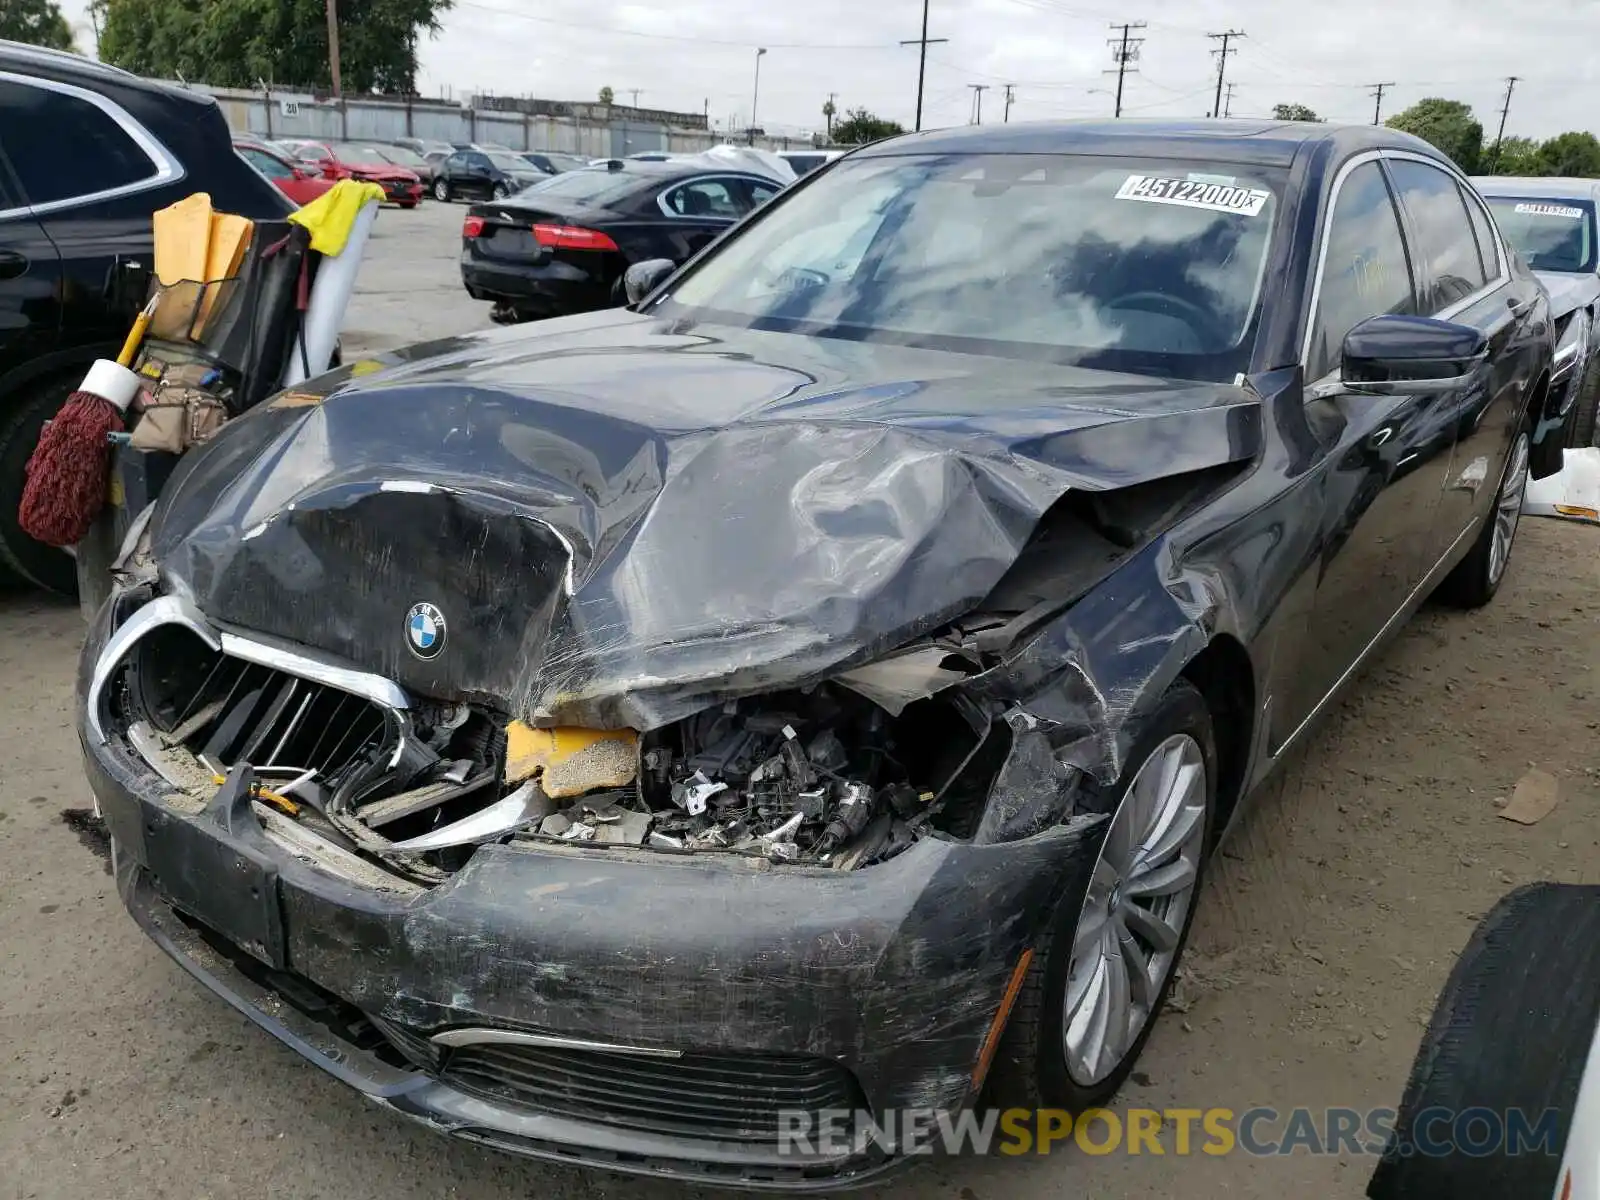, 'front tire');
1435,424,1530,609
433,177,451,202
986,680,1216,1112
492,182,510,199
